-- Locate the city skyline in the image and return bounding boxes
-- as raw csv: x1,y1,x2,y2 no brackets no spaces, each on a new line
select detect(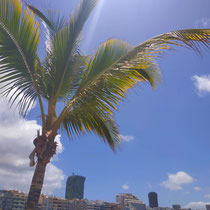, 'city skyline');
0,188,192,210
0,0,210,209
